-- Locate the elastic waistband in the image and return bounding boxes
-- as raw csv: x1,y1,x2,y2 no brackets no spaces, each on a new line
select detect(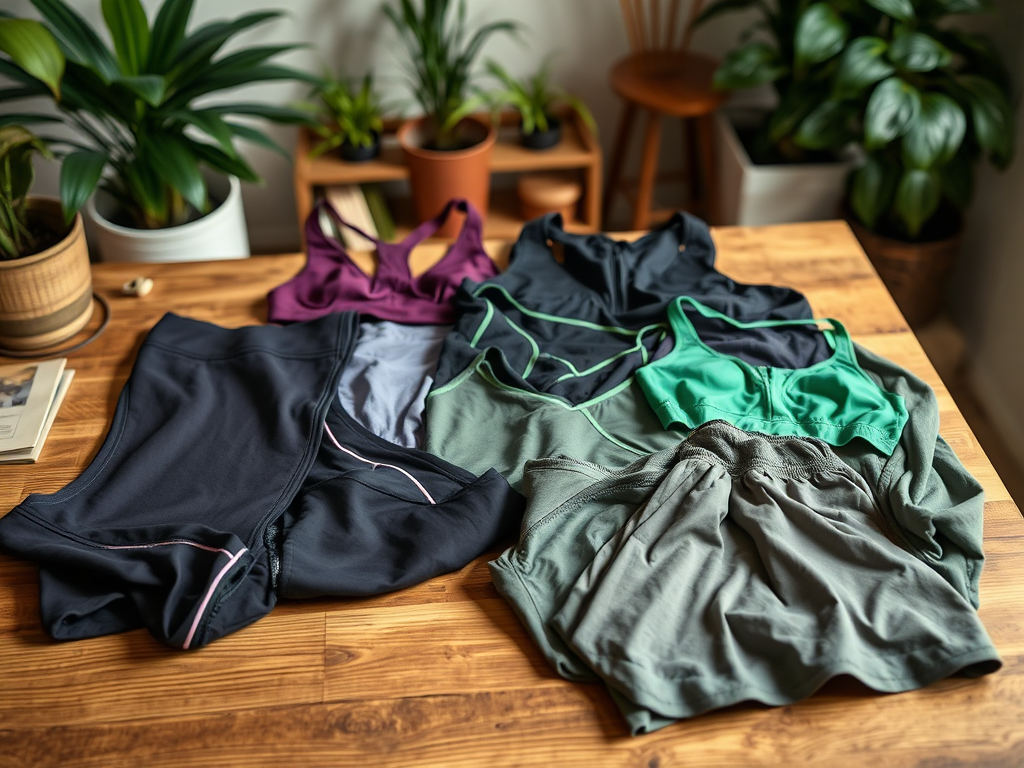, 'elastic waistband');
142,312,357,360
677,420,851,479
